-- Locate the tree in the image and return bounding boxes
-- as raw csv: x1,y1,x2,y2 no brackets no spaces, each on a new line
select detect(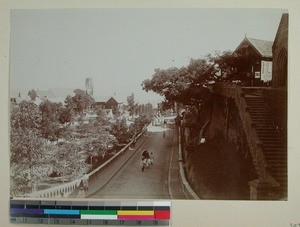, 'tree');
96,109,107,125
142,58,216,127
207,50,260,83
51,141,89,180
84,130,117,161
10,101,46,192
64,95,76,110
39,100,62,141
72,89,95,114
58,105,73,125
129,115,151,134
110,118,132,144
11,100,42,129
28,89,38,101
127,93,138,116
142,59,214,109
